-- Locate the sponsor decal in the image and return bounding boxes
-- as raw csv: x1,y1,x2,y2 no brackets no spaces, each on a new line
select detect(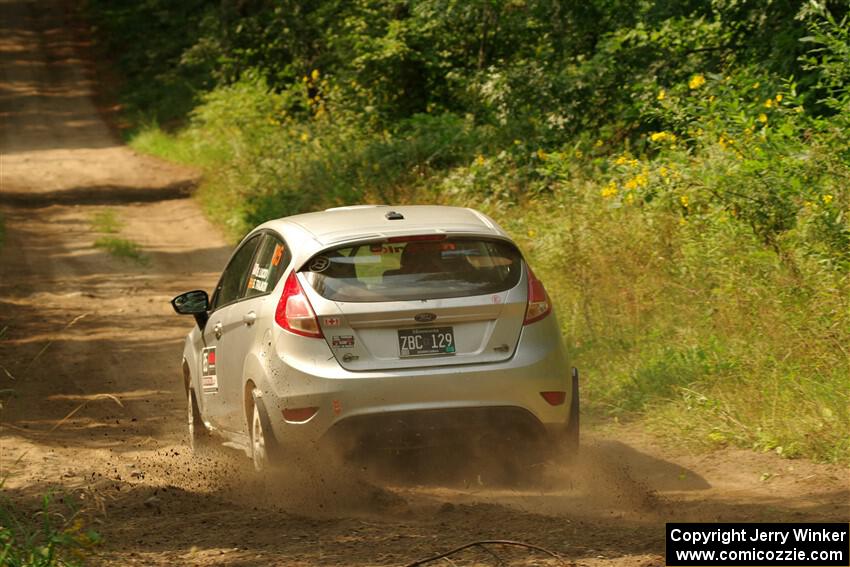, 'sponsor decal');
332,335,355,348
491,294,503,304
324,317,341,327
309,255,330,272
271,243,284,266
201,347,218,392
251,263,270,280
